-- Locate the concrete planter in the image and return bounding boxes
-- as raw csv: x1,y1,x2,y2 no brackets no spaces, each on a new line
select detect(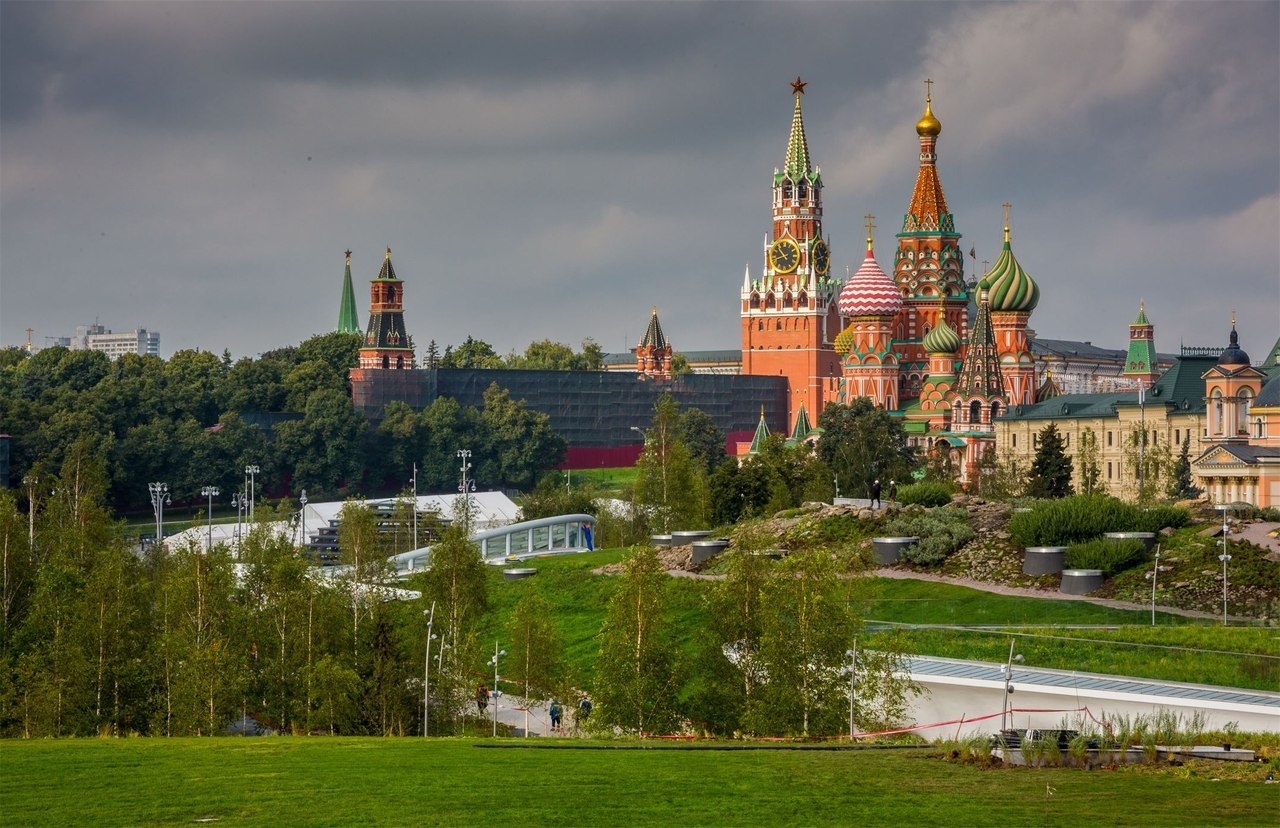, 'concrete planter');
502,568,538,581
671,530,712,544
1060,568,1104,595
1104,531,1157,551
650,534,673,547
871,536,919,565
1023,546,1067,576
690,539,730,565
